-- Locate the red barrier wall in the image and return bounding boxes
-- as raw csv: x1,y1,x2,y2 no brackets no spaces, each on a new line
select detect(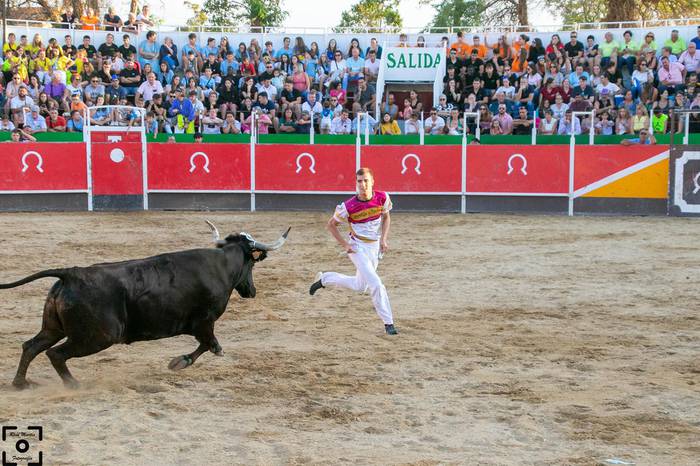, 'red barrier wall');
467,145,569,194
149,143,250,190
0,143,87,191
255,144,356,191
360,145,462,193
